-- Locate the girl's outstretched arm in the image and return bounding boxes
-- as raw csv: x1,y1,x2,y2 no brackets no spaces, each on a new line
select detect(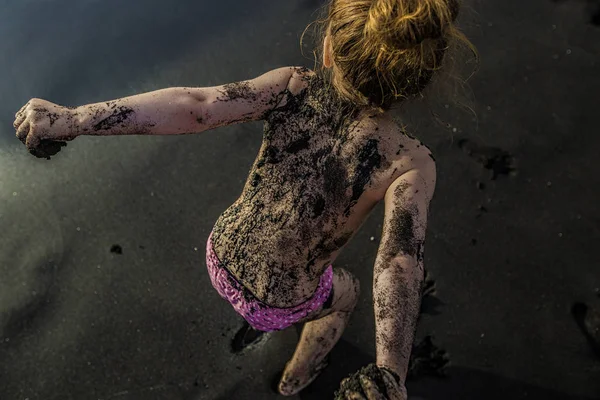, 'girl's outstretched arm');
14,66,298,154
372,156,437,386
72,66,297,137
